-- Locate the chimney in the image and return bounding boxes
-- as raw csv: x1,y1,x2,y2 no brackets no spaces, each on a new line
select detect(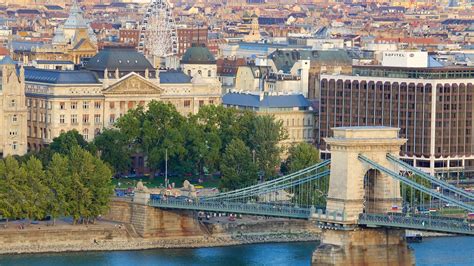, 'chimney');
115,68,119,79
